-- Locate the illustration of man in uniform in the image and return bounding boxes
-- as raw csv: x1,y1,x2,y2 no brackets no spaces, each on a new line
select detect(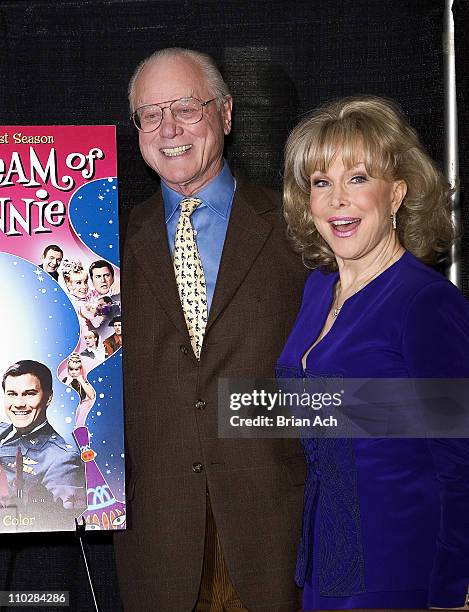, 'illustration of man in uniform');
103,317,122,357
0,360,86,513
38,244,63,281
